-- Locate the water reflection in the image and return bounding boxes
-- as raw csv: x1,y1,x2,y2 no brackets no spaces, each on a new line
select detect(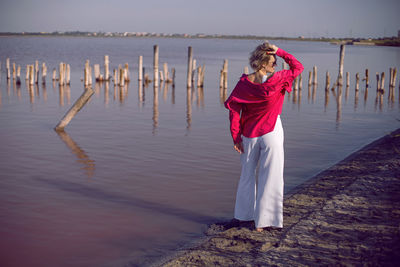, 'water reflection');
197,86,204,108
43,83,48,102
153,85,159,135
187,86,192,131
59,85,64,106
336,85,343,126
104,81,110,107
35,177,217,224
56,130,95,178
